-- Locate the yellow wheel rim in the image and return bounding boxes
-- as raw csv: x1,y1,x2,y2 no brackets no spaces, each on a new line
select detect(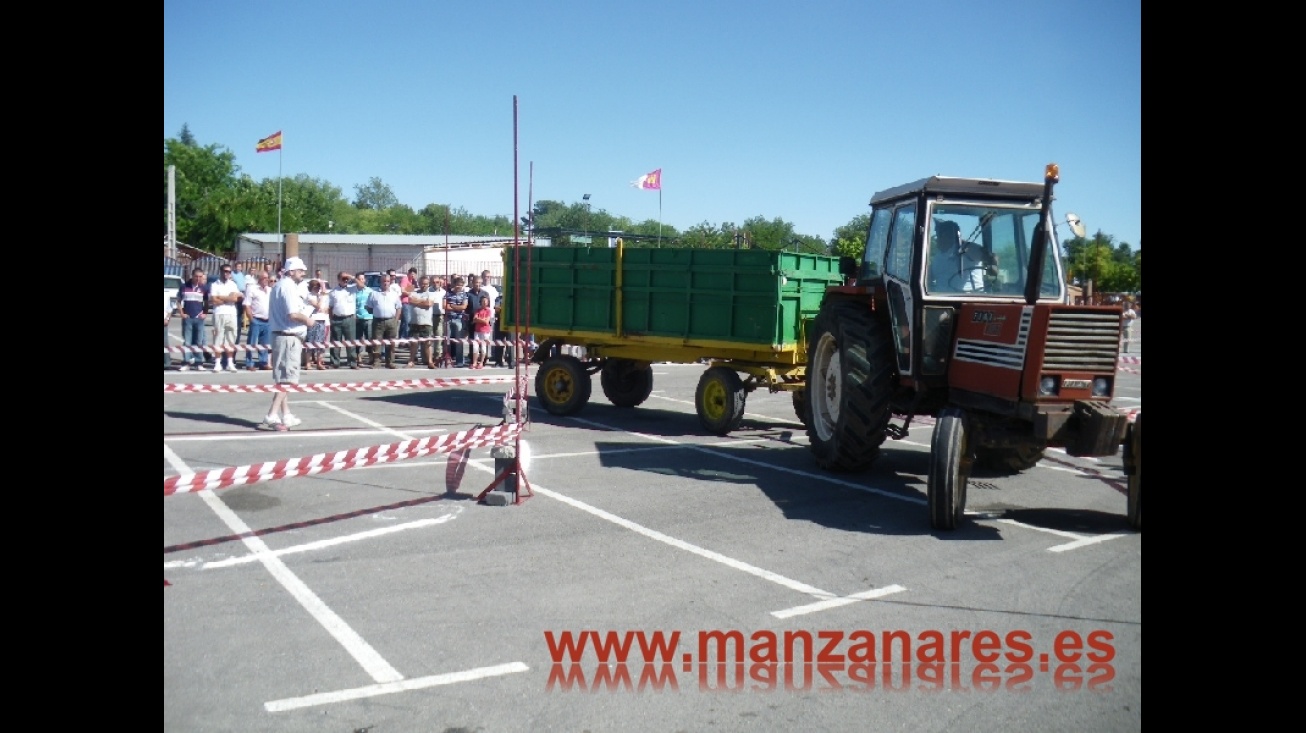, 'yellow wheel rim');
544,367,573,404
702,379,726,421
